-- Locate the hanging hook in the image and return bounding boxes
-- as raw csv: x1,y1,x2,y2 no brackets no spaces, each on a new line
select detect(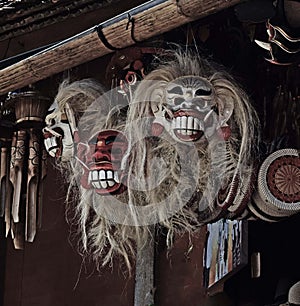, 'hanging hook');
96,25,121,51
126,13,139,44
